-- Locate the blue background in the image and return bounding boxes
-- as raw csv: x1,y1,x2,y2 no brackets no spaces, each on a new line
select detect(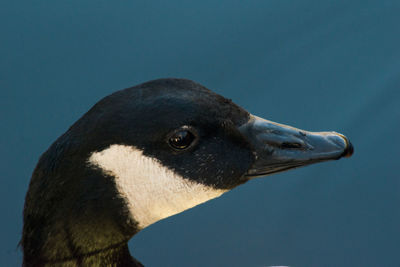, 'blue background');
1,1,399,266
